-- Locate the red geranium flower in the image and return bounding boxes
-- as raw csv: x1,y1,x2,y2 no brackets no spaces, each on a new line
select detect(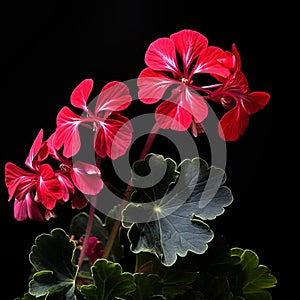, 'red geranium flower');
53,79,133,160
79,236,104,265
4,129,104,221
209,44,271,141
137,29,231,131
4,129,63,221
